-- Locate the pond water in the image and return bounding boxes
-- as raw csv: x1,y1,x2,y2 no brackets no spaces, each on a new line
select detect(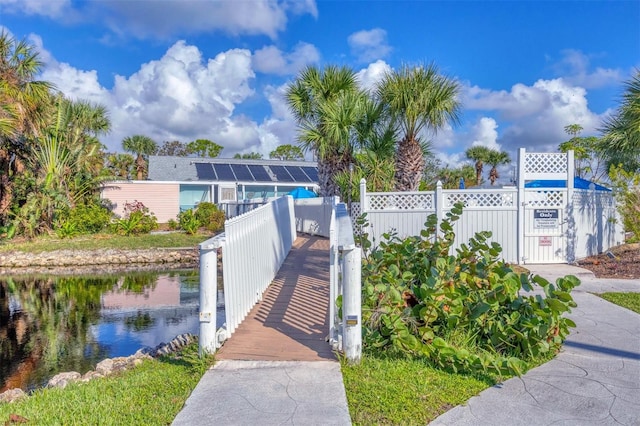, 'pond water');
0,270,223,392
